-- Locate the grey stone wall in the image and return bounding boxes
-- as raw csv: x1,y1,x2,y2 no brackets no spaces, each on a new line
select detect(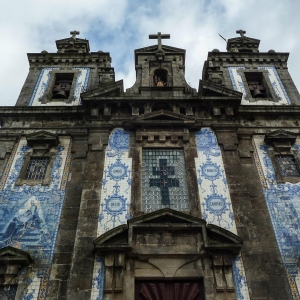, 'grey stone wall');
218,132,293,300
